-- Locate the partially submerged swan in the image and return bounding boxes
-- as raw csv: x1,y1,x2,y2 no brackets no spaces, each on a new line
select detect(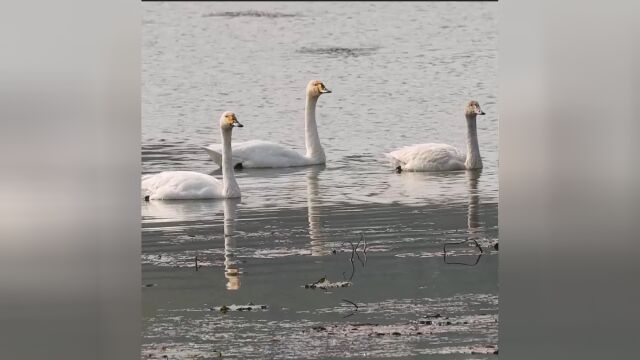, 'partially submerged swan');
388,101,486,172
142,112,244,200
203,80,331,168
